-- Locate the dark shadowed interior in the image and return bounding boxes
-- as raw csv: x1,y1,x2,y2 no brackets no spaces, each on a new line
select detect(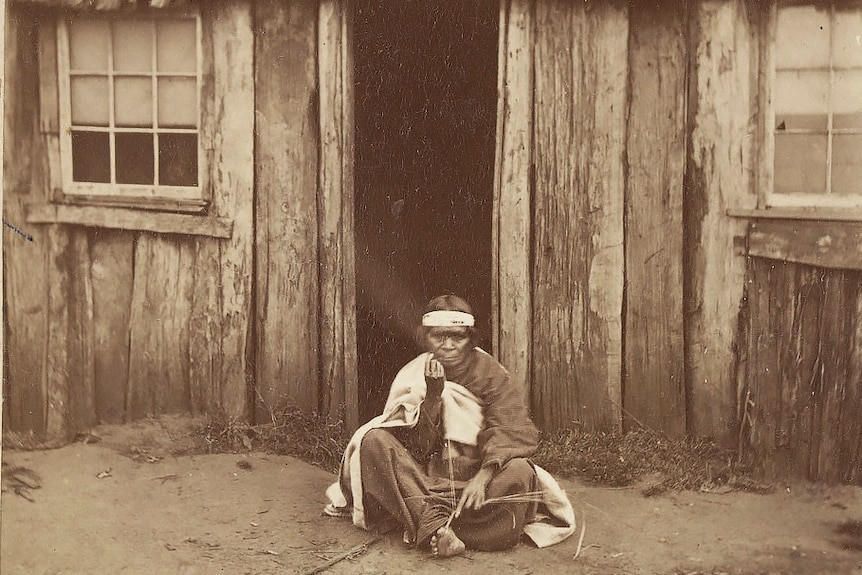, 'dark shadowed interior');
353,0,498,422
